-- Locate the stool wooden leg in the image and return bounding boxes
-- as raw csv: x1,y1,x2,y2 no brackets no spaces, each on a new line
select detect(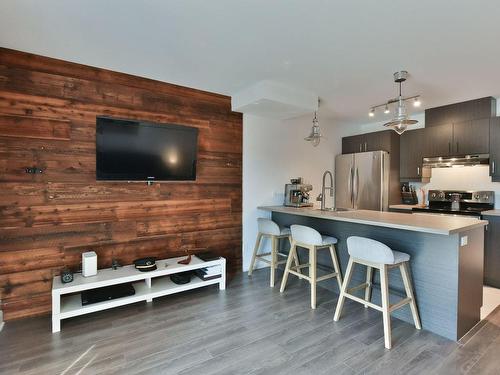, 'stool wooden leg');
270,236,277,287
380,264,392,349
400,262,422,330
364,266,373,308
280,241,296,293
248,233,262,276
290,236,301,275
329,244,343,291
334,258,355,321
310,246,317,309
